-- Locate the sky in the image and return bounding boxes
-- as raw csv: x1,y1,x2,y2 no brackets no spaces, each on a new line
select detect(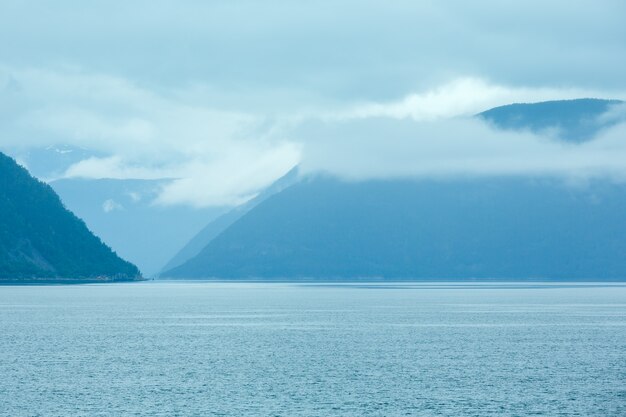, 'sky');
1,0,626,207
